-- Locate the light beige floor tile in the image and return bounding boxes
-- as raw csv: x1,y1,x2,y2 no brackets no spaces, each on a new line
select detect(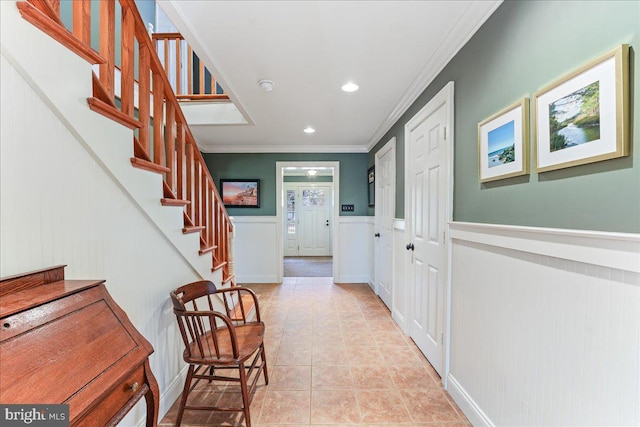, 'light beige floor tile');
259,390,311,424
161,280,470,427
270,365,312,390
310,389,361,424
